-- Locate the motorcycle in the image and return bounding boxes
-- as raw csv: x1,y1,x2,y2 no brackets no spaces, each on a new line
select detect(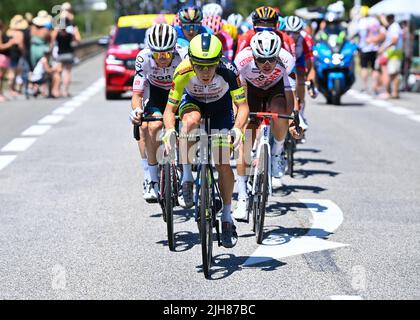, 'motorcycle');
313,32,358,105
